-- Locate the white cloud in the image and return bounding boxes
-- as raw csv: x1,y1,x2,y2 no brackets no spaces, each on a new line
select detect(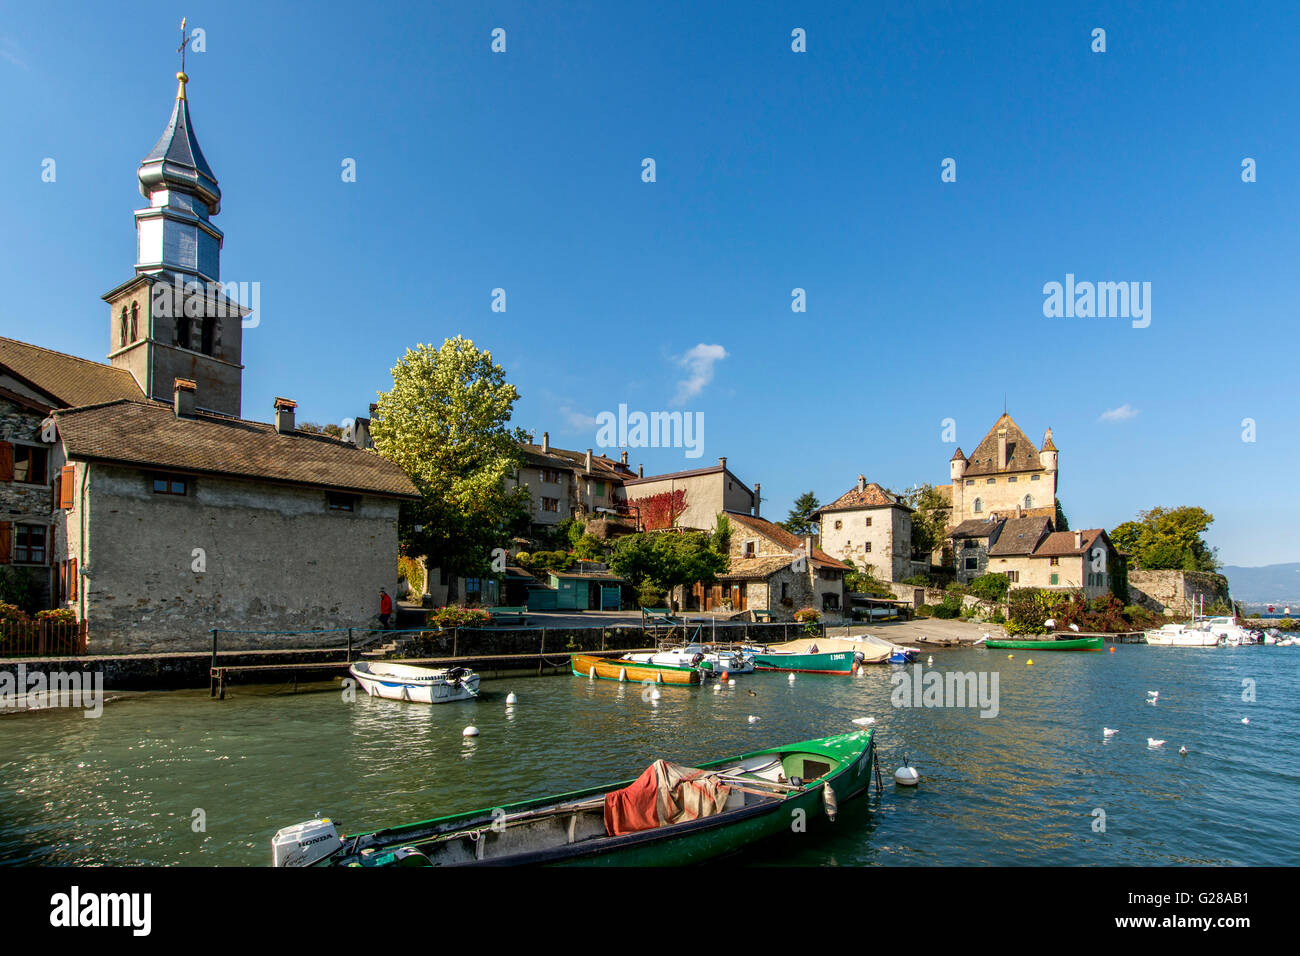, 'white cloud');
671,343,728,405
559,405,598,429
1098,404,1138,423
